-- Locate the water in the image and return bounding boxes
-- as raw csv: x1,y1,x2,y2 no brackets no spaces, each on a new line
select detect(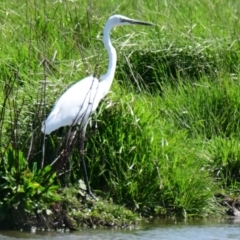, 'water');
0,218,240,240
